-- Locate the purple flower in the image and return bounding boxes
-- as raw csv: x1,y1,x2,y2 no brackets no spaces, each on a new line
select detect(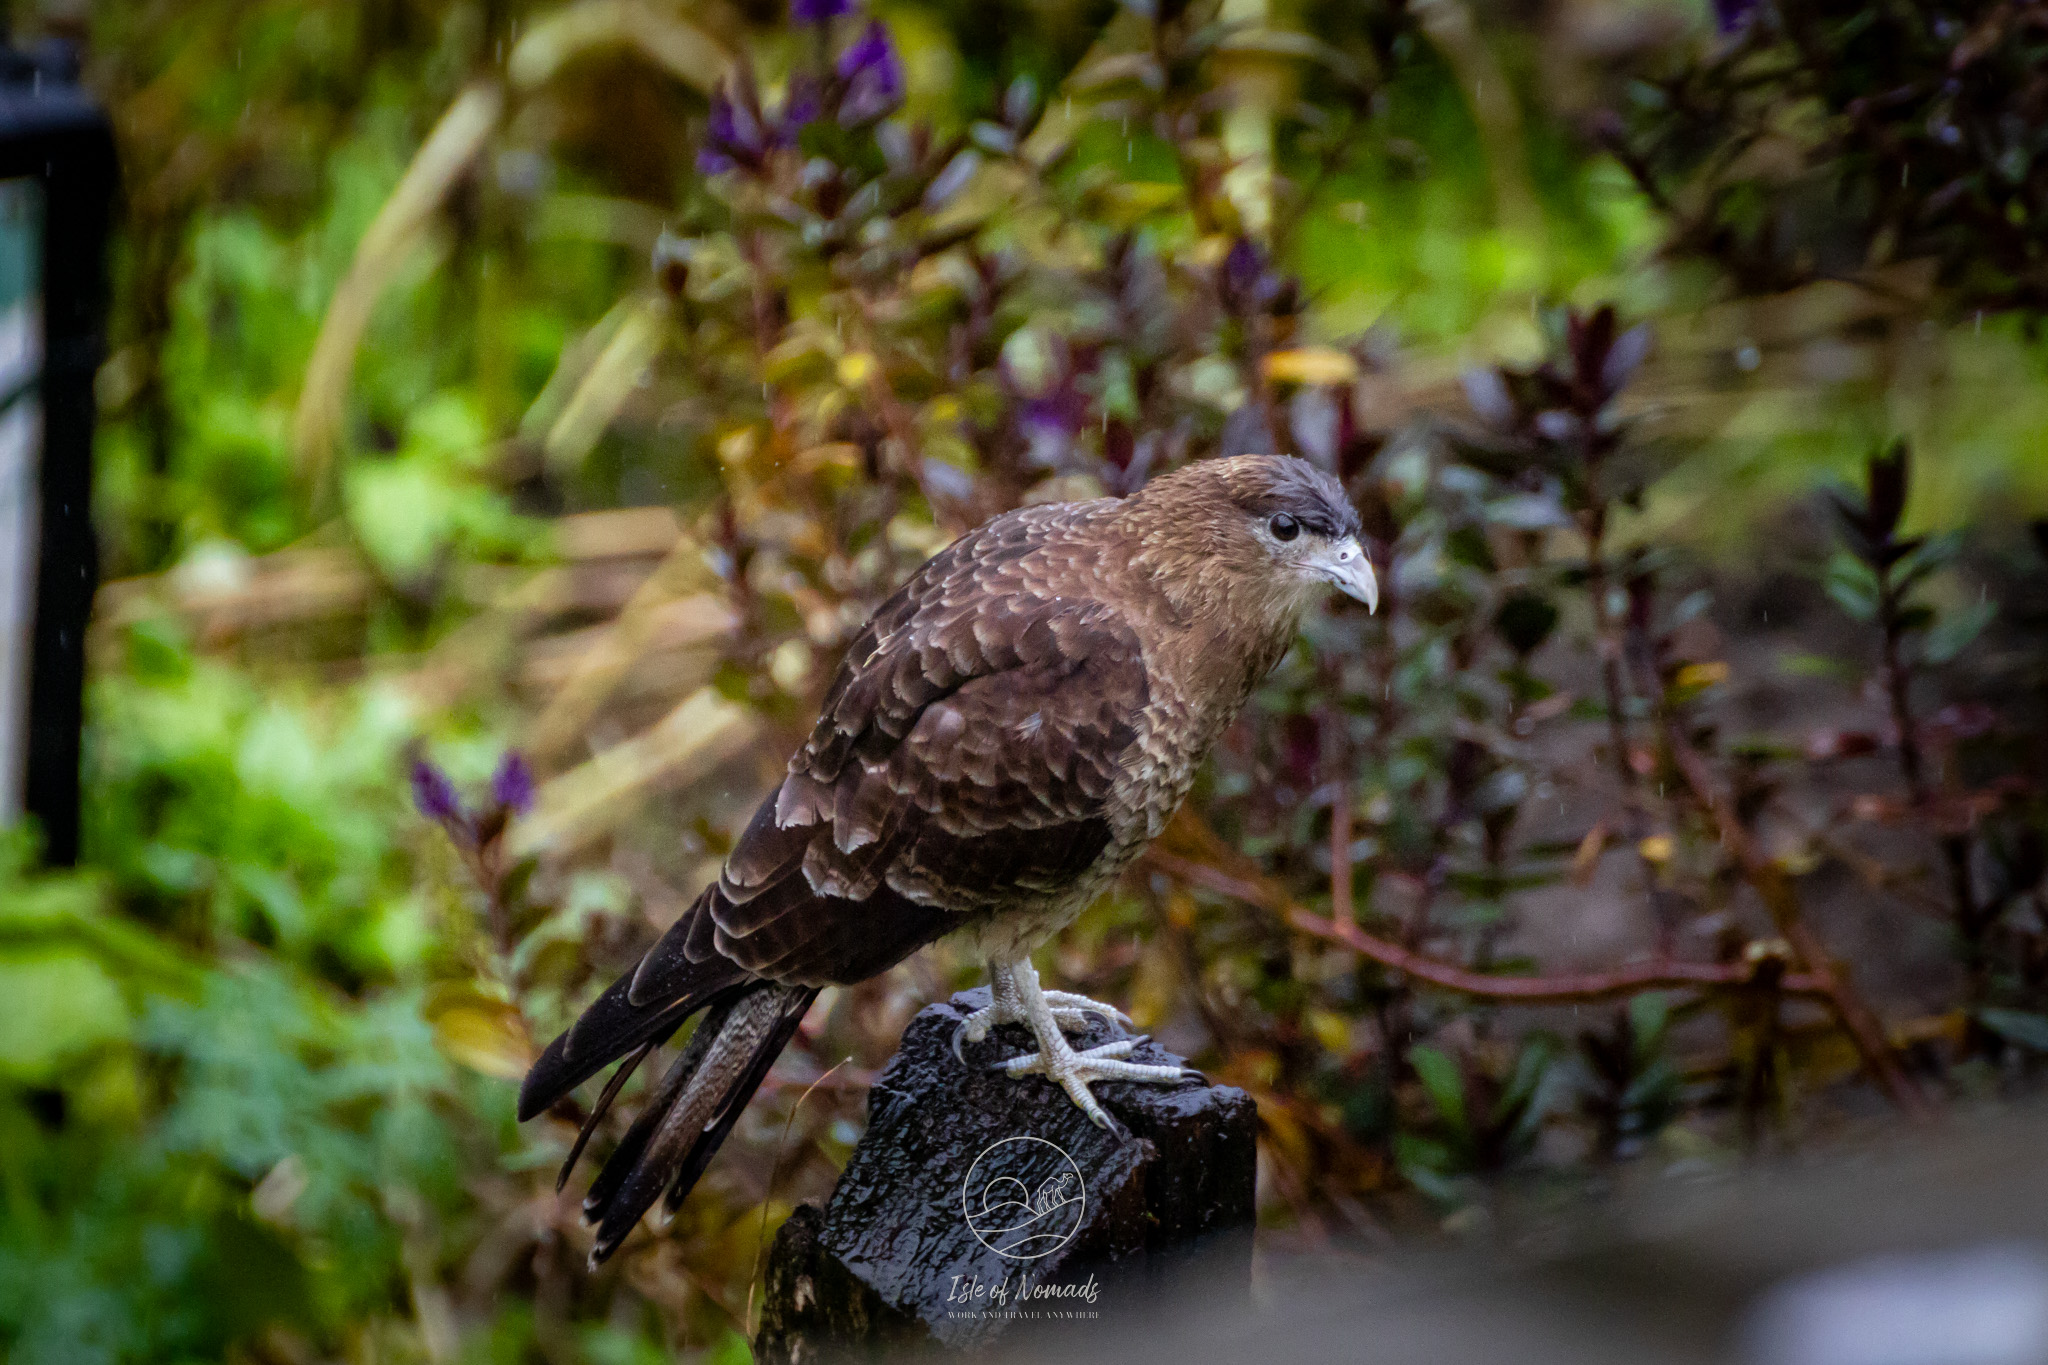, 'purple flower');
1713,0,1758,32
836,21,904,126
1018,384,1087,435
1219,236,1286,315
699,70,820,175
781,73,822,135
700,79,768,174
490,752,535,816
411,758,464,829
1009,345,1093,470
1214,236,1302,320
792,0,853,22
